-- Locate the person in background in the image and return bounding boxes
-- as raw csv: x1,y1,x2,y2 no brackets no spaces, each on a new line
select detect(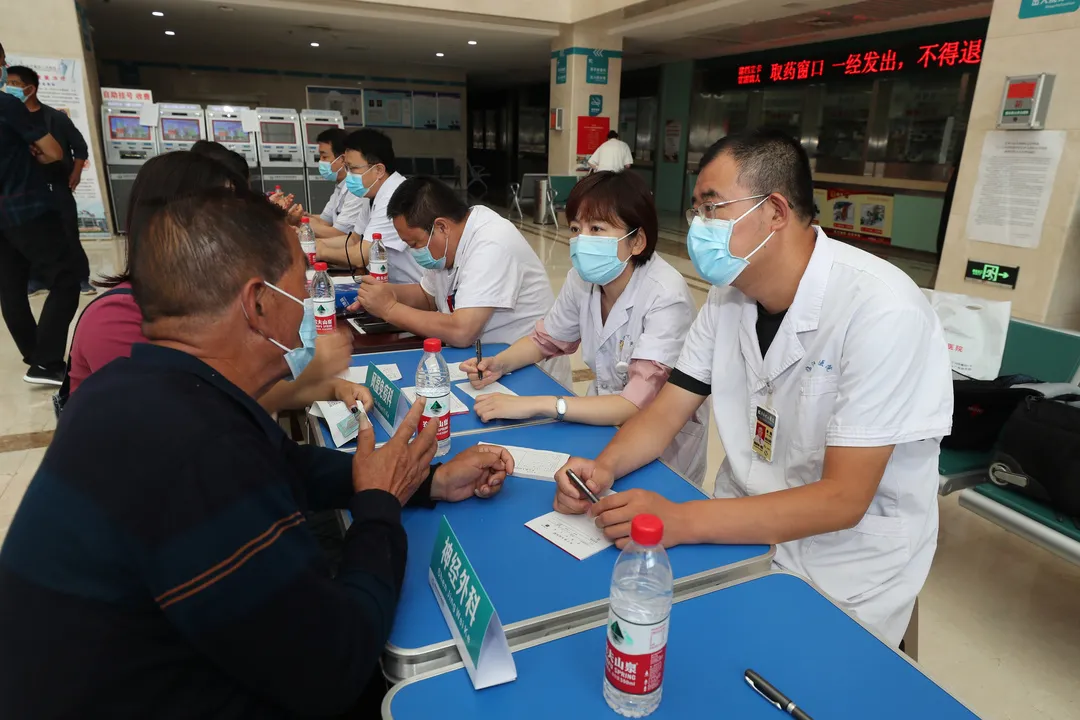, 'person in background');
5,66,94,296
305,127,370,239
351,175,571,385
459,171,707,486
190,139,250,183
0,190,516,717
66,151,369,414
0,43,81,386
316,128,423,284
553,128,952,647
587,130,634,173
